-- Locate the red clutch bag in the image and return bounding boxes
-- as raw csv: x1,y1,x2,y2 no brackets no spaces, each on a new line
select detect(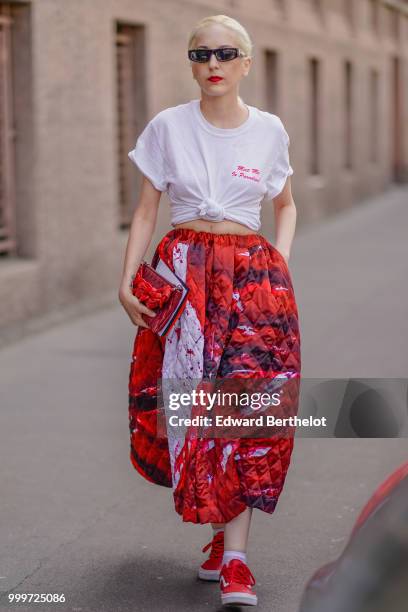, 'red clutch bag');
131,259,189,337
